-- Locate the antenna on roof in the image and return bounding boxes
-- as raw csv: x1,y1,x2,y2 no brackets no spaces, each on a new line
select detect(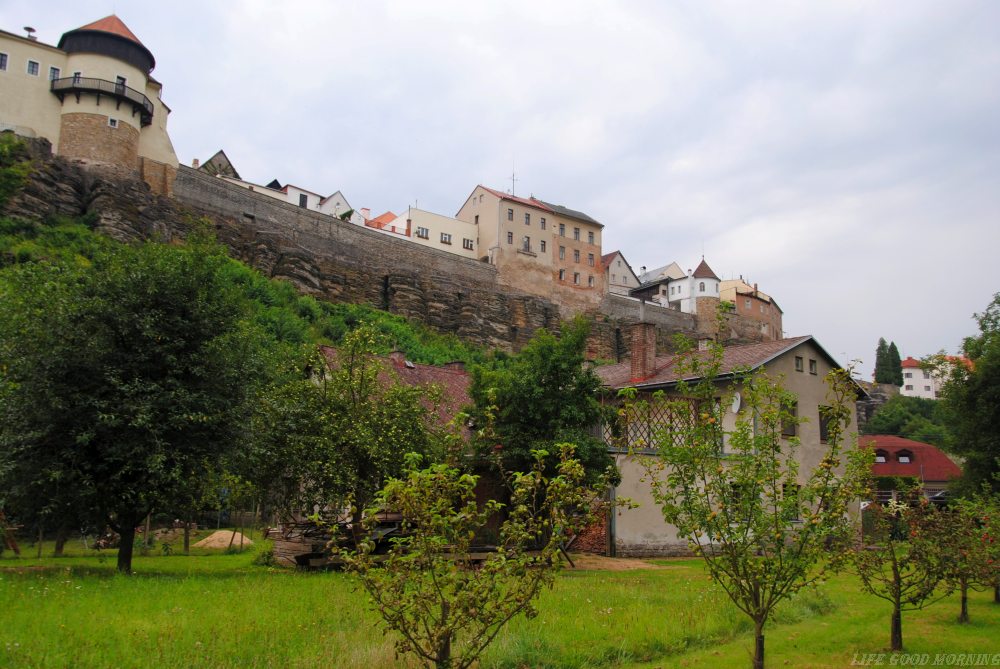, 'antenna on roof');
509,159,518,196
23,26,37,40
